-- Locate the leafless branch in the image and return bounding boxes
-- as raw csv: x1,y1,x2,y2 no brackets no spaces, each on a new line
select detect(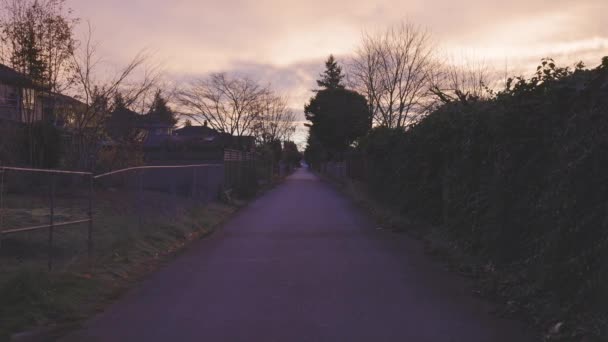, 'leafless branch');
179,73,269,137
349,22,435,129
